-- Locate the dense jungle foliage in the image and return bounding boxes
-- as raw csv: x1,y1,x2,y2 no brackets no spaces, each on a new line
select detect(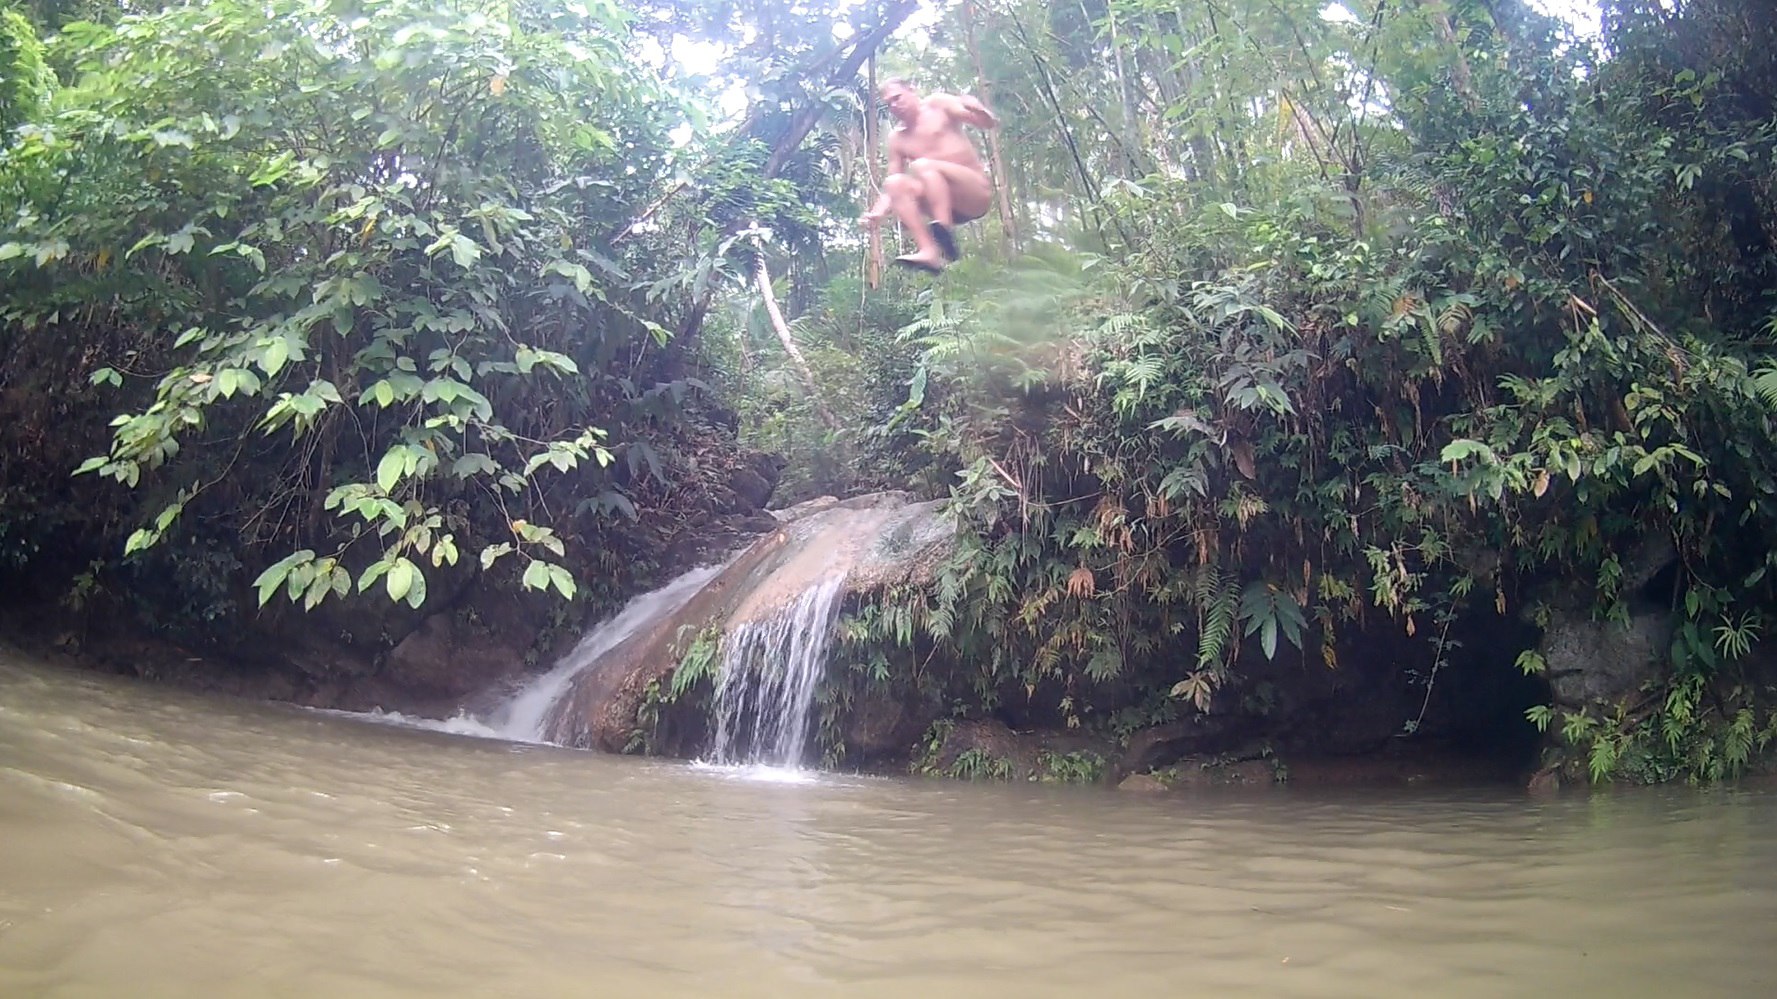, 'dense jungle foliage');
5,0,1777,782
